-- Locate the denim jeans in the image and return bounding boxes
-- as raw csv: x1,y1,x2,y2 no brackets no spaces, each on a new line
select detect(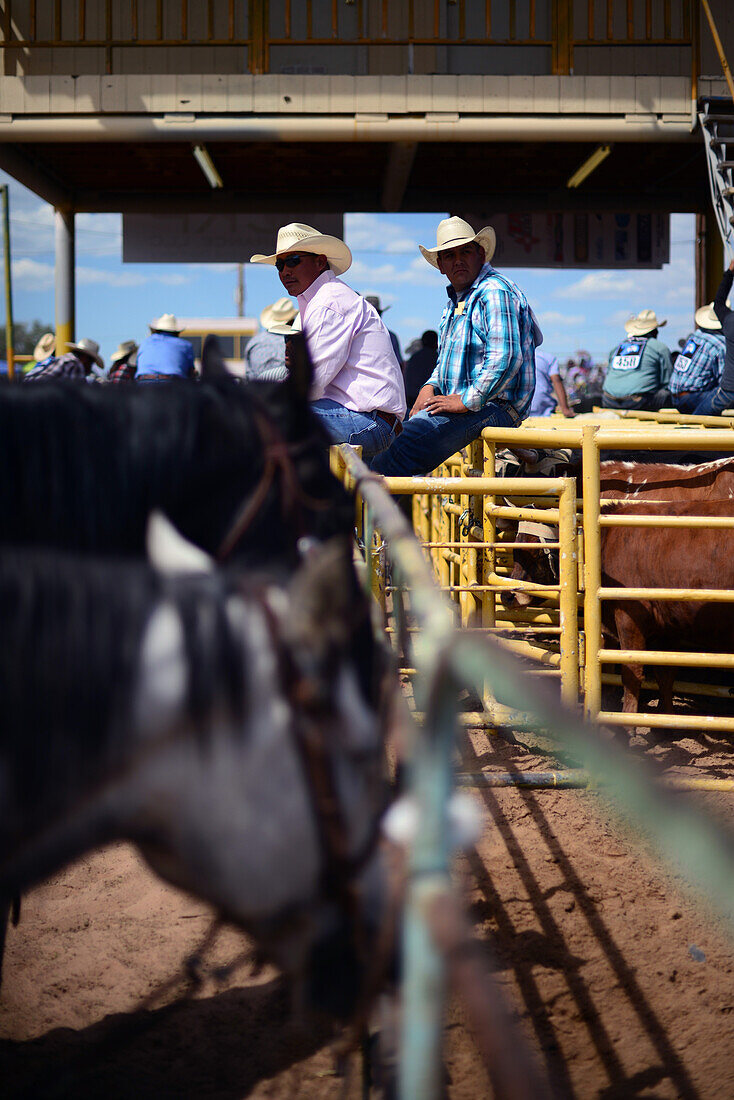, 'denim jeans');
602,388,671,412
671,391,706,414
691,385,734,415
310,398,396,460
369,401,515,477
